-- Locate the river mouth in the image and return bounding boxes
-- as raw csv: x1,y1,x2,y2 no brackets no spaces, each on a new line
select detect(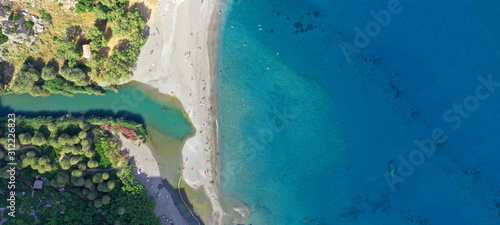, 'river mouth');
0,81,194,186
